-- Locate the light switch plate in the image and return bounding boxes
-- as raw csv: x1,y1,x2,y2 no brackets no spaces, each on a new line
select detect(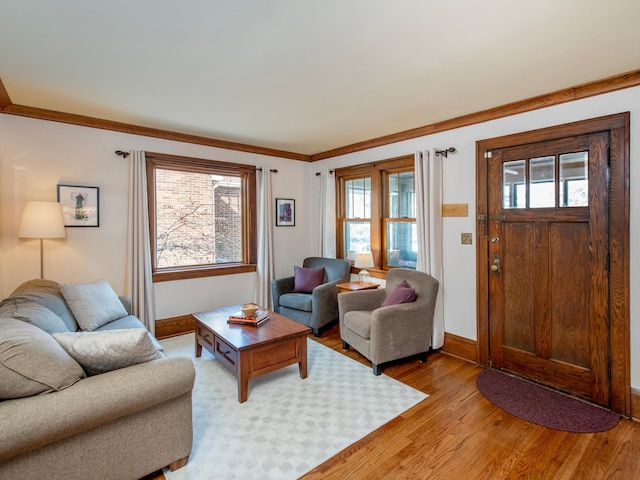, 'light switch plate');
461,233,473,245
